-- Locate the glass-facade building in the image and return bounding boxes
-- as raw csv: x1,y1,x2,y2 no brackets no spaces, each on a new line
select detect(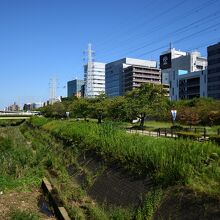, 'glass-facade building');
67,79,84,97
207,42,220,99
